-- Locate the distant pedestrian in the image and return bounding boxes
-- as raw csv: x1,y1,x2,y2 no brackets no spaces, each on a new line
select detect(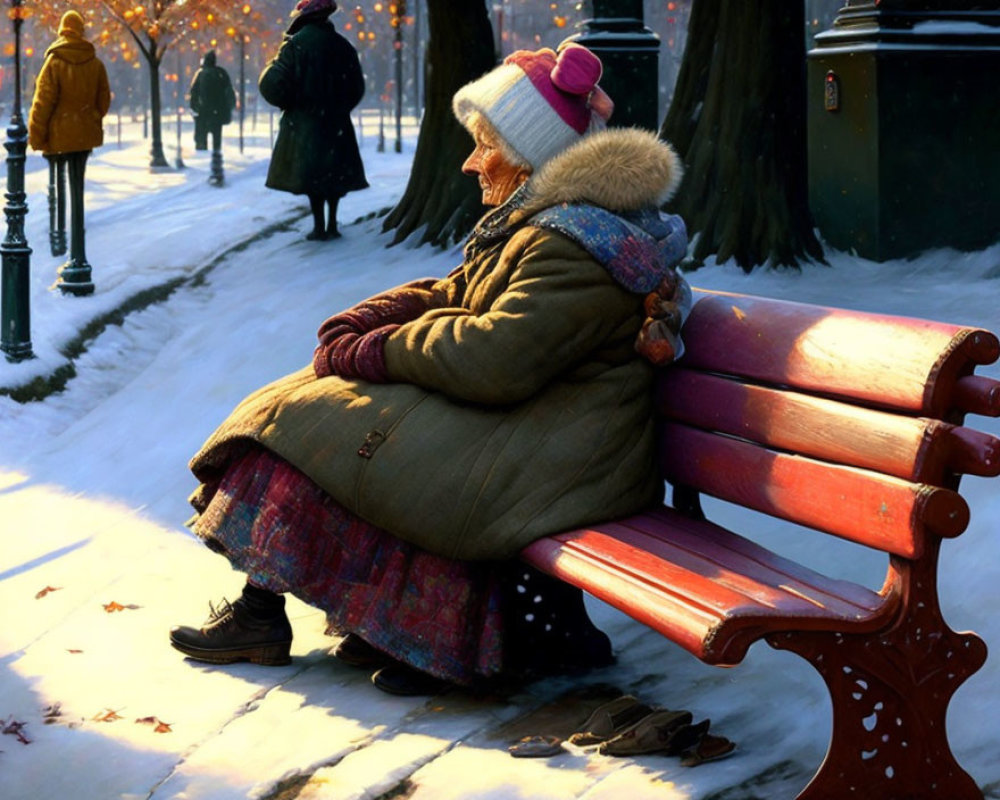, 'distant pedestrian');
259,0,368,241
188,50,236,186
28,10,111,296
